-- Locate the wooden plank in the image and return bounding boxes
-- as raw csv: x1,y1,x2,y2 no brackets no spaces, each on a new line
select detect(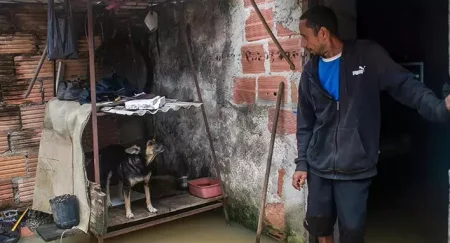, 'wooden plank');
104,202,223,239
89,182,108,236
107,193,223,227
